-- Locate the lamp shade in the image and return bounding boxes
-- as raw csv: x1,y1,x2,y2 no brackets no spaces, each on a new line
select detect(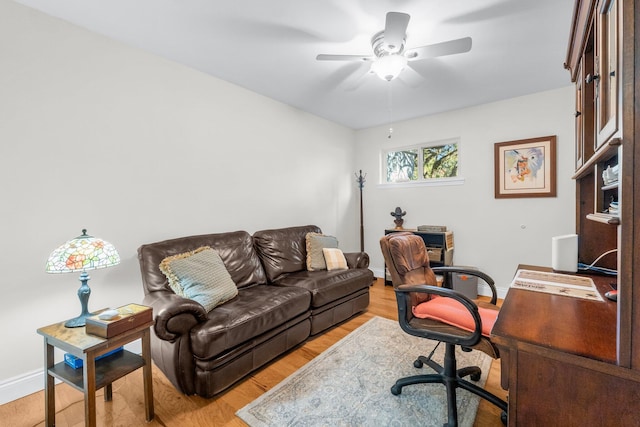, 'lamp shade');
371,54,408,81
46,229,120,273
